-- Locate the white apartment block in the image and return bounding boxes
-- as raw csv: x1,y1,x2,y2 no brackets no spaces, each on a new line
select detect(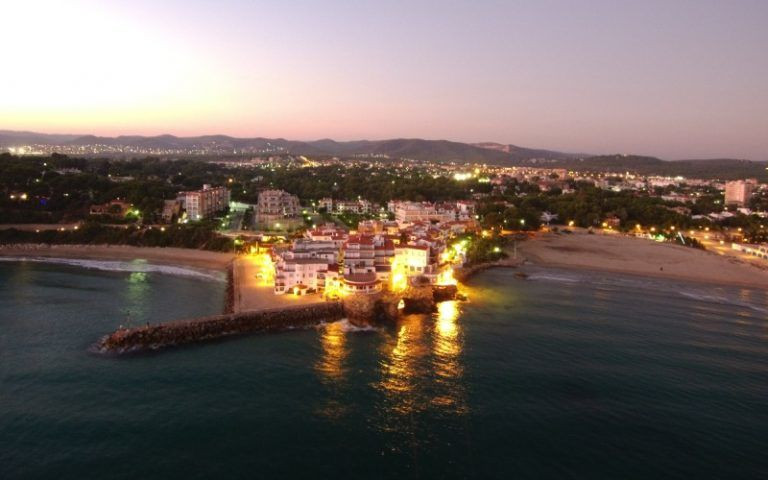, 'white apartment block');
182,185,230,221
258,189,300,218
724,180,756,207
